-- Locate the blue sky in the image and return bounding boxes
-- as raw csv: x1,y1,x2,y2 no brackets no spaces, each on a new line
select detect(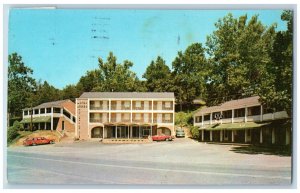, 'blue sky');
8,9,287,89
